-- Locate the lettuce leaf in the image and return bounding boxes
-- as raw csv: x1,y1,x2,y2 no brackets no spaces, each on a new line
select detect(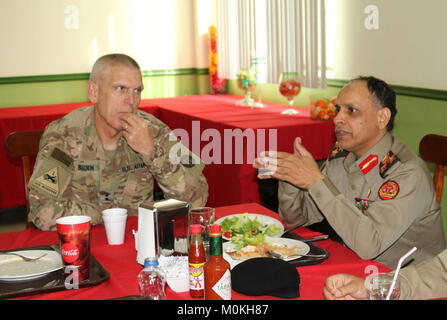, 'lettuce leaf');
222,213,281,250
